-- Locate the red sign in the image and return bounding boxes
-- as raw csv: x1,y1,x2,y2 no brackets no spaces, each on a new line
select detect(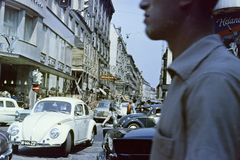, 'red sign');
32,84,40,92
100,75,115,79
